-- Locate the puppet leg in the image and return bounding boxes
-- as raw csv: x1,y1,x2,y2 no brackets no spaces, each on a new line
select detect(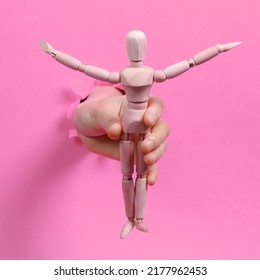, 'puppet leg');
135,133,149,233
120,133,135,239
